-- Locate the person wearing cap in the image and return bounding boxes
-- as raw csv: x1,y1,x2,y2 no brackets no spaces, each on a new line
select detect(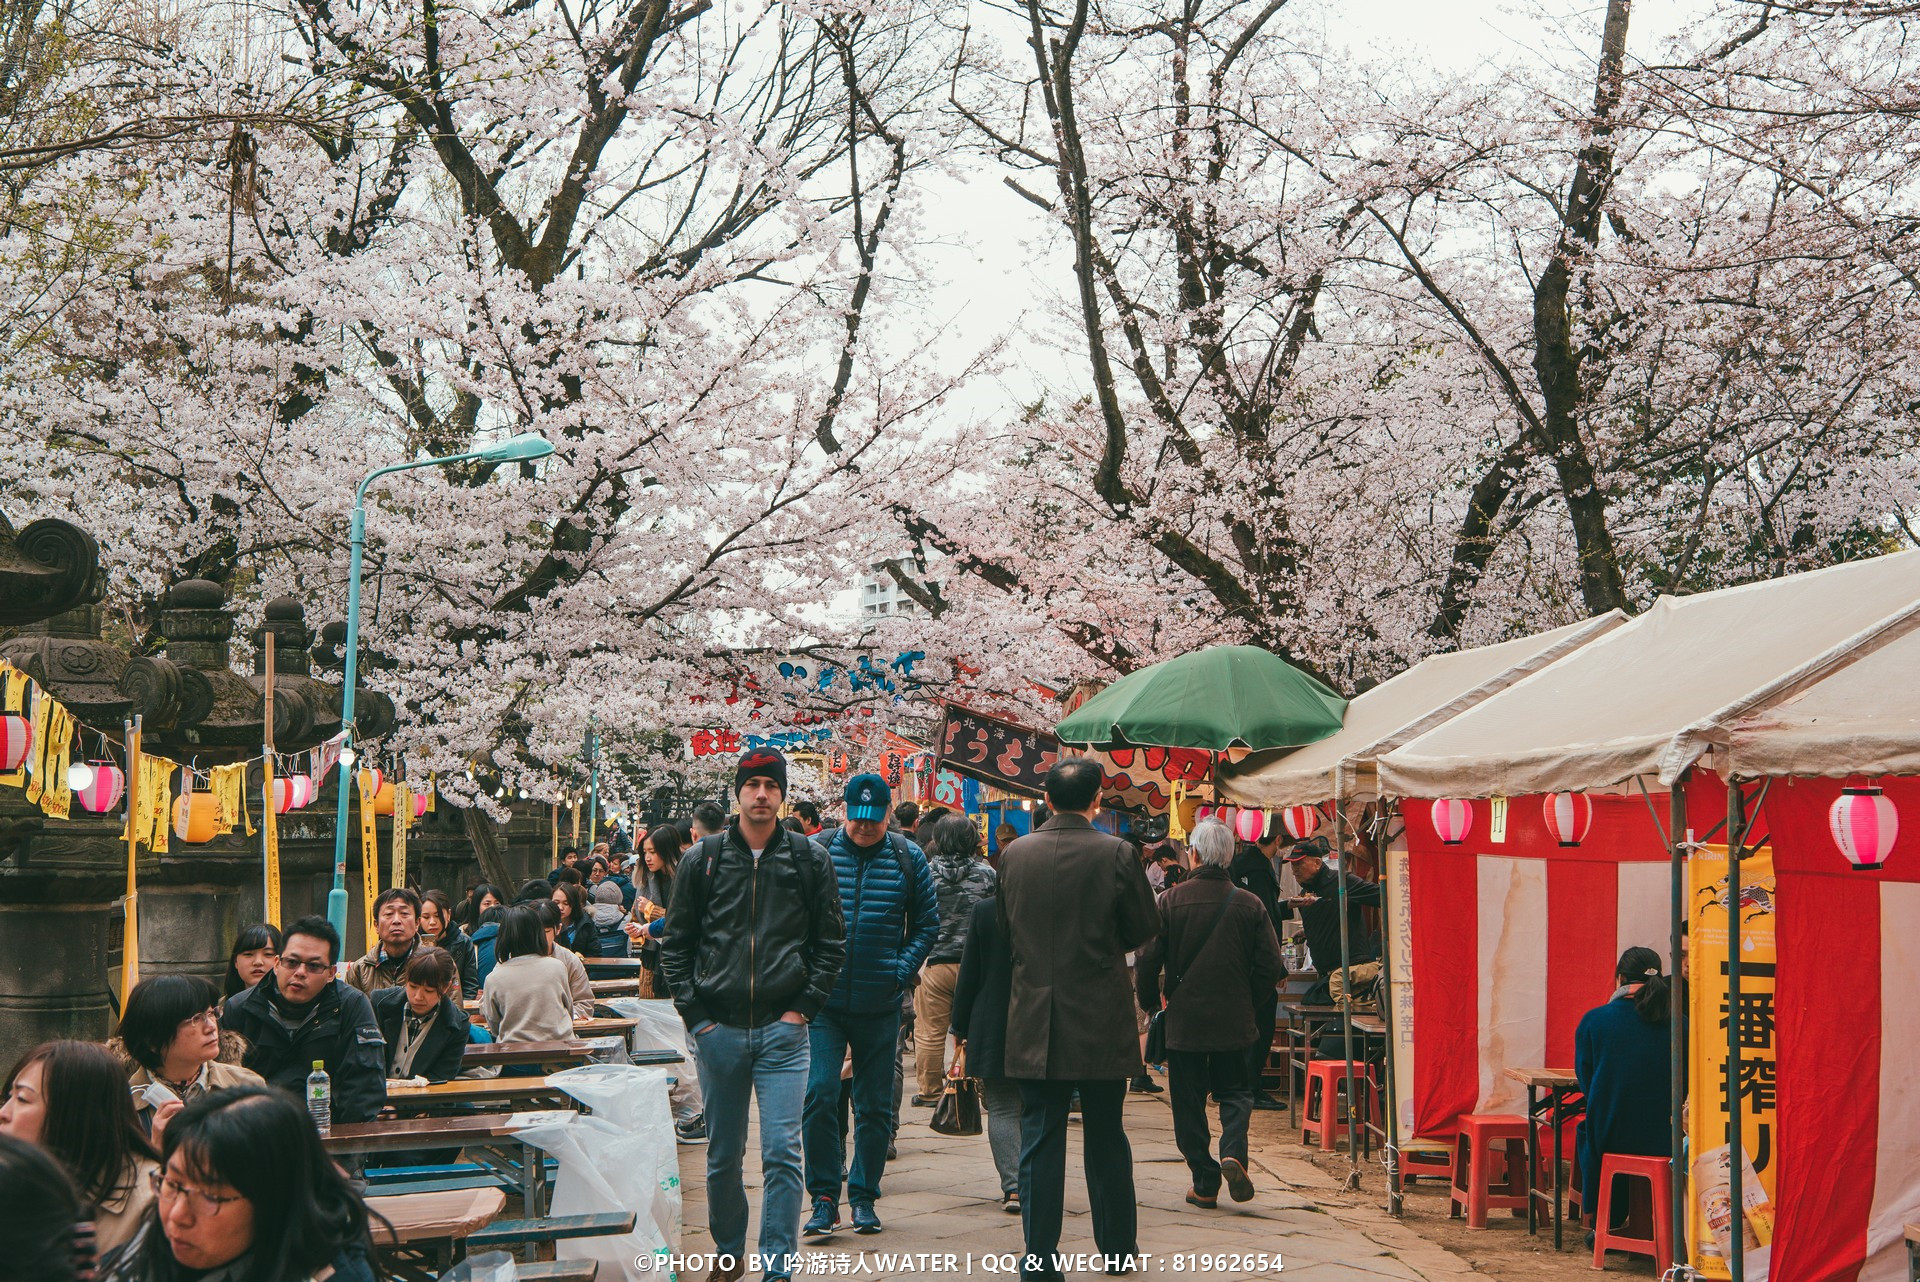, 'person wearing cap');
998,759,1158,1282
800,773,938,1240
660,748,845,1282
1283,835,1381,1006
